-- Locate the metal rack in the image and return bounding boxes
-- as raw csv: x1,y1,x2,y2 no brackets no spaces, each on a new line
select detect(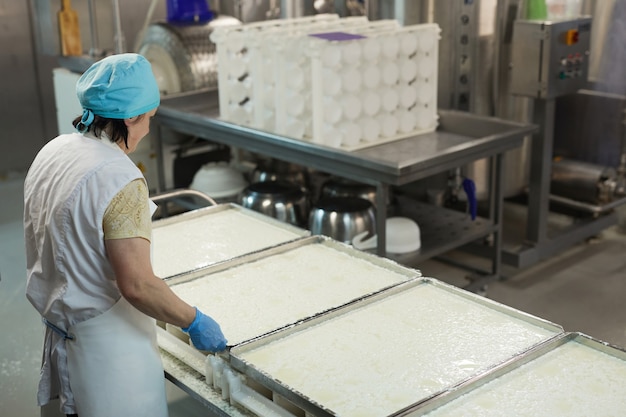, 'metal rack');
153,89,535,287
